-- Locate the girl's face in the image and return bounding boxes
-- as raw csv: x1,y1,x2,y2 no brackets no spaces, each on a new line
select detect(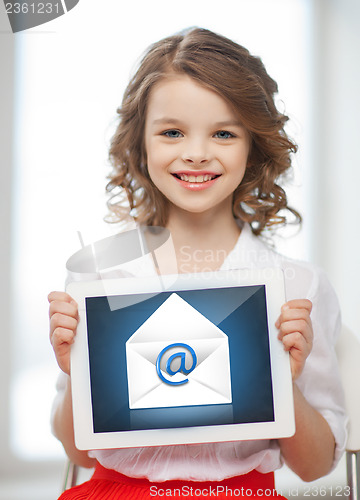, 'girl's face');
144,74,250,220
